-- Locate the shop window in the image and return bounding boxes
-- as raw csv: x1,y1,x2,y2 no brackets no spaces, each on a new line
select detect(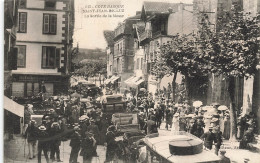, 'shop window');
18,12,27,33
43,14,57,34
12,82,24,97
17,45,26,67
